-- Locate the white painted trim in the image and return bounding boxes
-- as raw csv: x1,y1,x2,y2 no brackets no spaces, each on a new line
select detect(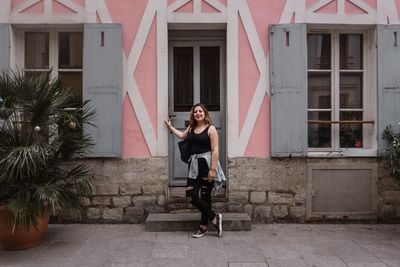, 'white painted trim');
157,0,169,156
235,0,268,155
10,14,84,23
226,0,239,157
279,0,306,23
338,0,345,16
308,0,335,13
125,0,159,155
167,13,227,23
84,0,97,23
11,0,40,14
194,0,201,15
377,0,399,24
168,0,191,13
0,0,11,23
96,0,112,23
44,0,51,15
126,75,158,155
204,0,226,13
348,0,375,14
56,0,84,14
